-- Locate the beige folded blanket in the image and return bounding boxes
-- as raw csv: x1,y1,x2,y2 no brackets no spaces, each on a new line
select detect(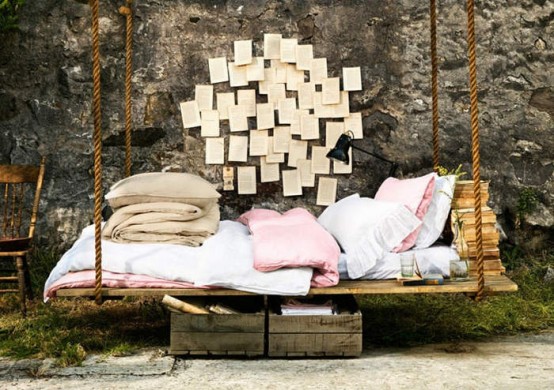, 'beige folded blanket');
102,202,220,246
